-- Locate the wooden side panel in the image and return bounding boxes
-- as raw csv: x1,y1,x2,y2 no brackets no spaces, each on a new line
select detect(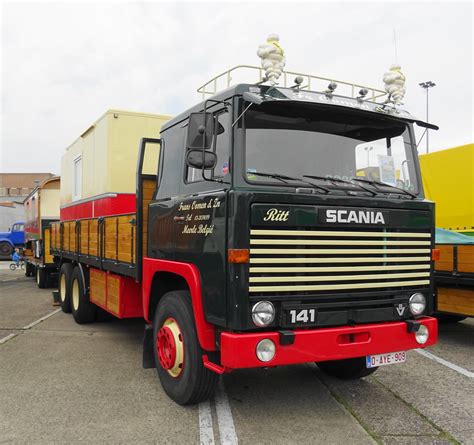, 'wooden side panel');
104,214,136,263
44,228,54,264
435,245,454,271
89,219,99,257
79,220,89,255
107,274,120,315
62,221,76,252
437,287,474,316
142,178,156,255
457,245,474,273
50,223,59,250
90,269,107,307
